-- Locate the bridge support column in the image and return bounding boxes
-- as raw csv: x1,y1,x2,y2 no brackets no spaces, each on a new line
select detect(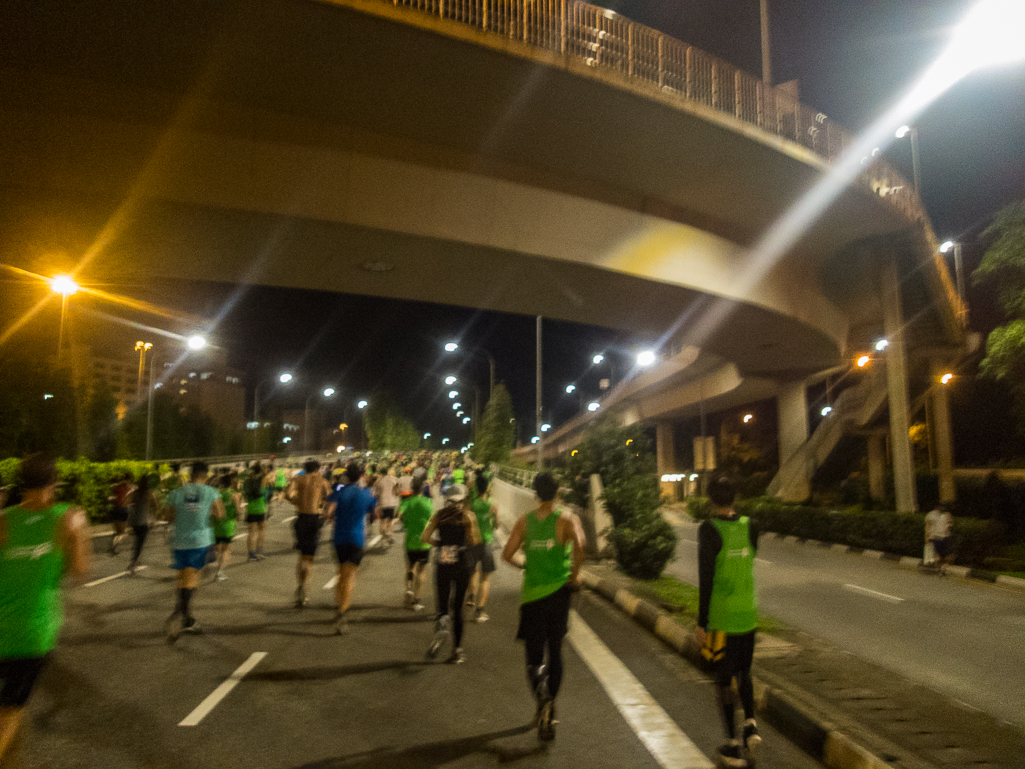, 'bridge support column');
931,364,956,503
867,430,886,502
777,382,810,501
656,422,678,501
882,257,918,513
